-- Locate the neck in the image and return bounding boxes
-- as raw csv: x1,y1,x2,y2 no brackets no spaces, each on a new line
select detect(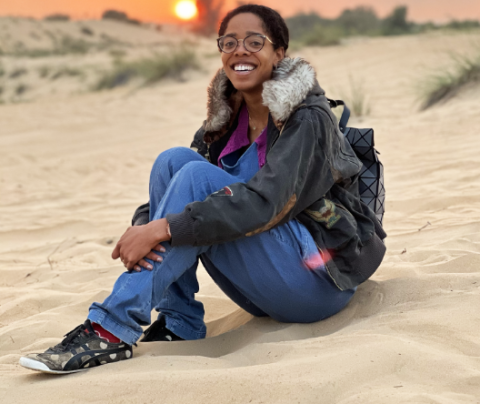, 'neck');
242,90,269,122
242,89,269,142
